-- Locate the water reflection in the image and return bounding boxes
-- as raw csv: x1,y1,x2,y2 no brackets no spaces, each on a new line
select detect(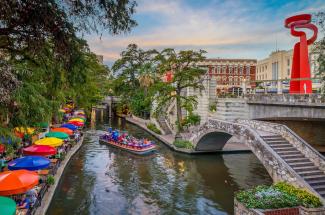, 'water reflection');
47,117,272,215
